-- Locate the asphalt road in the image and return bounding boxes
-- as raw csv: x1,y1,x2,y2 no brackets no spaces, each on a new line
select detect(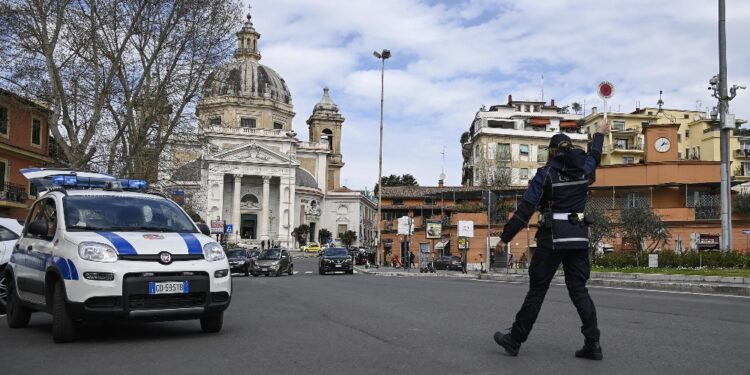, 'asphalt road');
1,255,749,375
